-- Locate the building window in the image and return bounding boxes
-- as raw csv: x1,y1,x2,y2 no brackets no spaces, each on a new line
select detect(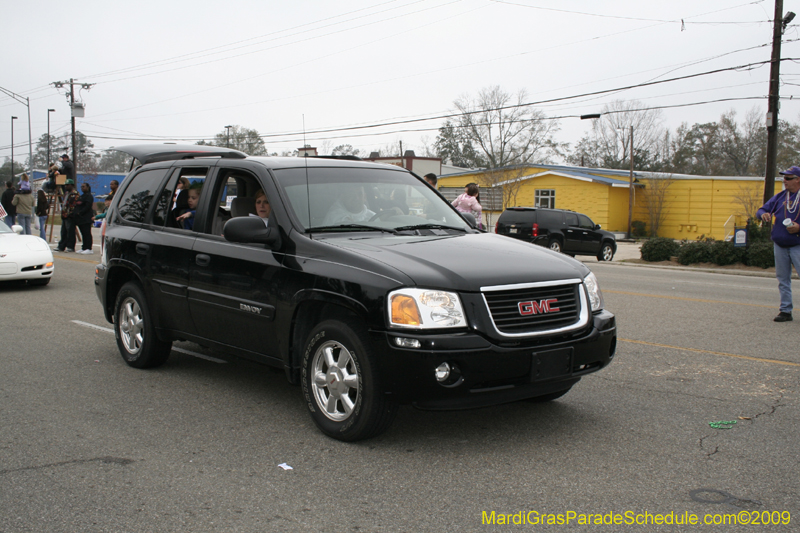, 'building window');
535,189,555,209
